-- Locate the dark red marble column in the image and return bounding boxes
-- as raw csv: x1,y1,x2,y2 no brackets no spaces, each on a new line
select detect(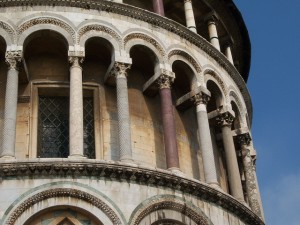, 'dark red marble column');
153,0,165,16
158,75,180,170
